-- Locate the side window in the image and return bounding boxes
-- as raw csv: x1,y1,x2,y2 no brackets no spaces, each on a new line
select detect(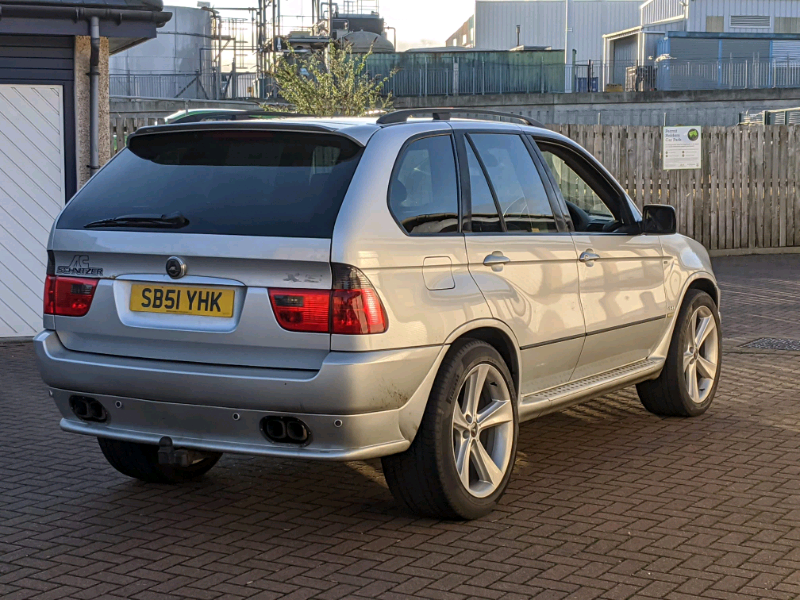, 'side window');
468,134,558,233
388,135,459,235
541,150,614,221
537,141,624,233
465,142,502,233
